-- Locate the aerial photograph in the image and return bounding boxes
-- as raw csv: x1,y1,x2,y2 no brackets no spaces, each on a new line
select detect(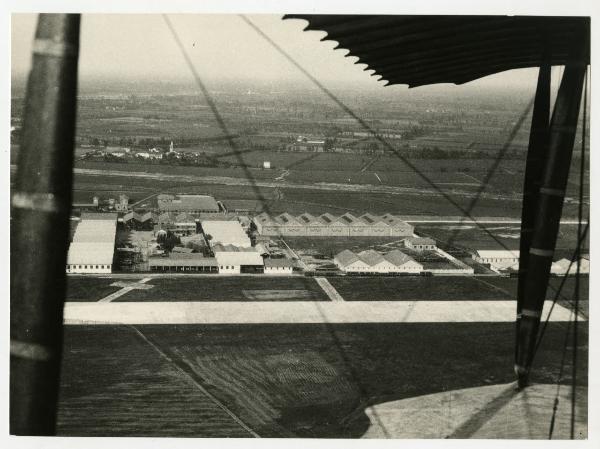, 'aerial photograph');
8,6,592,443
